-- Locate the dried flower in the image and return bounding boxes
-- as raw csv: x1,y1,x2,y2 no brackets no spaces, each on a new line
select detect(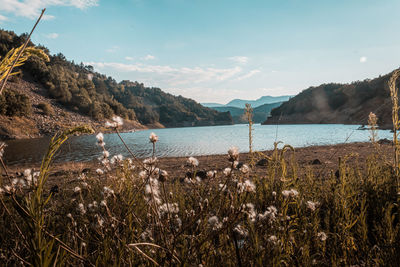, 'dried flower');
143,157,158,166
268,235,278,244
223,167,232,176
96,168,104,175
237,180,256,193
240,164,250,174
74,186,81,193
282,189,299,198
258,205,278,222
234,224,248,238
207,170,216,178
105,116,123,128
96,132,104,142
306,200,320,212
159,170,168,182
317,232,327,241
78,203,86,215
228,146,239,161
103,186,114,196
187,156,199,167
208,216,223,230
112,116,123,126
149,132,158,143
